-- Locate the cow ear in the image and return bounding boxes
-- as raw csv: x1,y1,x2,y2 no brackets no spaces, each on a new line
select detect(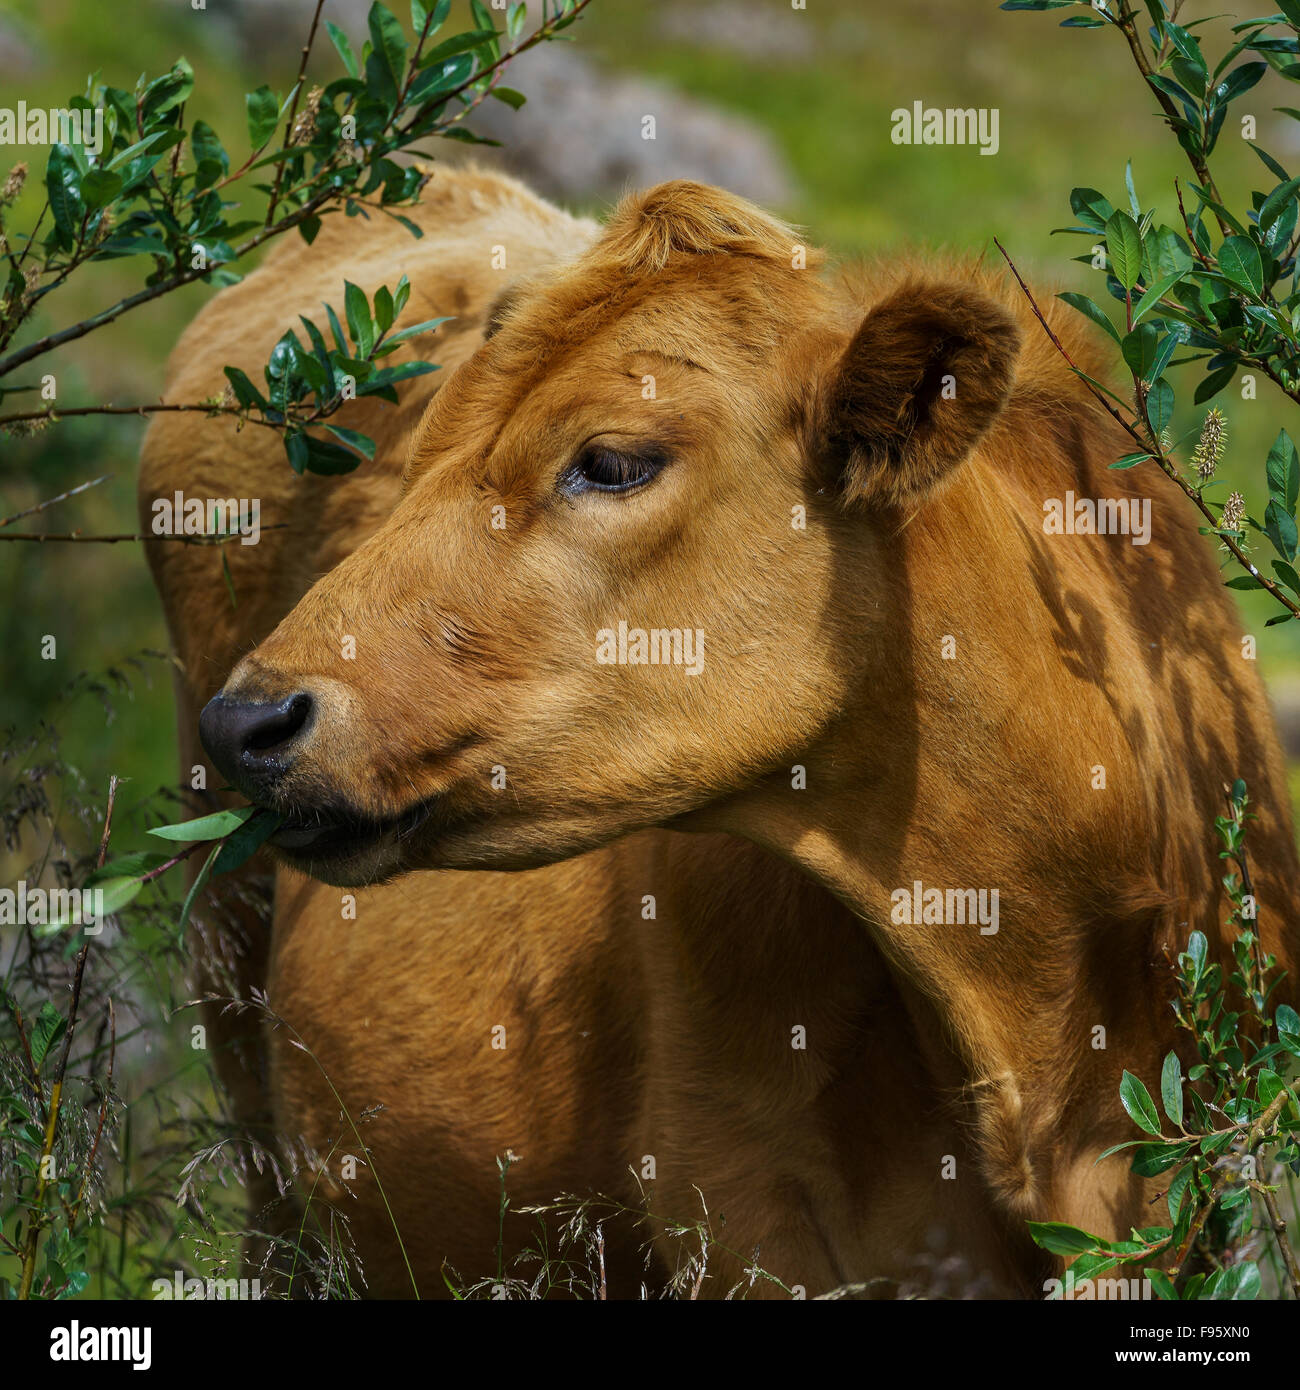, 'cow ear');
818,282,1021,508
